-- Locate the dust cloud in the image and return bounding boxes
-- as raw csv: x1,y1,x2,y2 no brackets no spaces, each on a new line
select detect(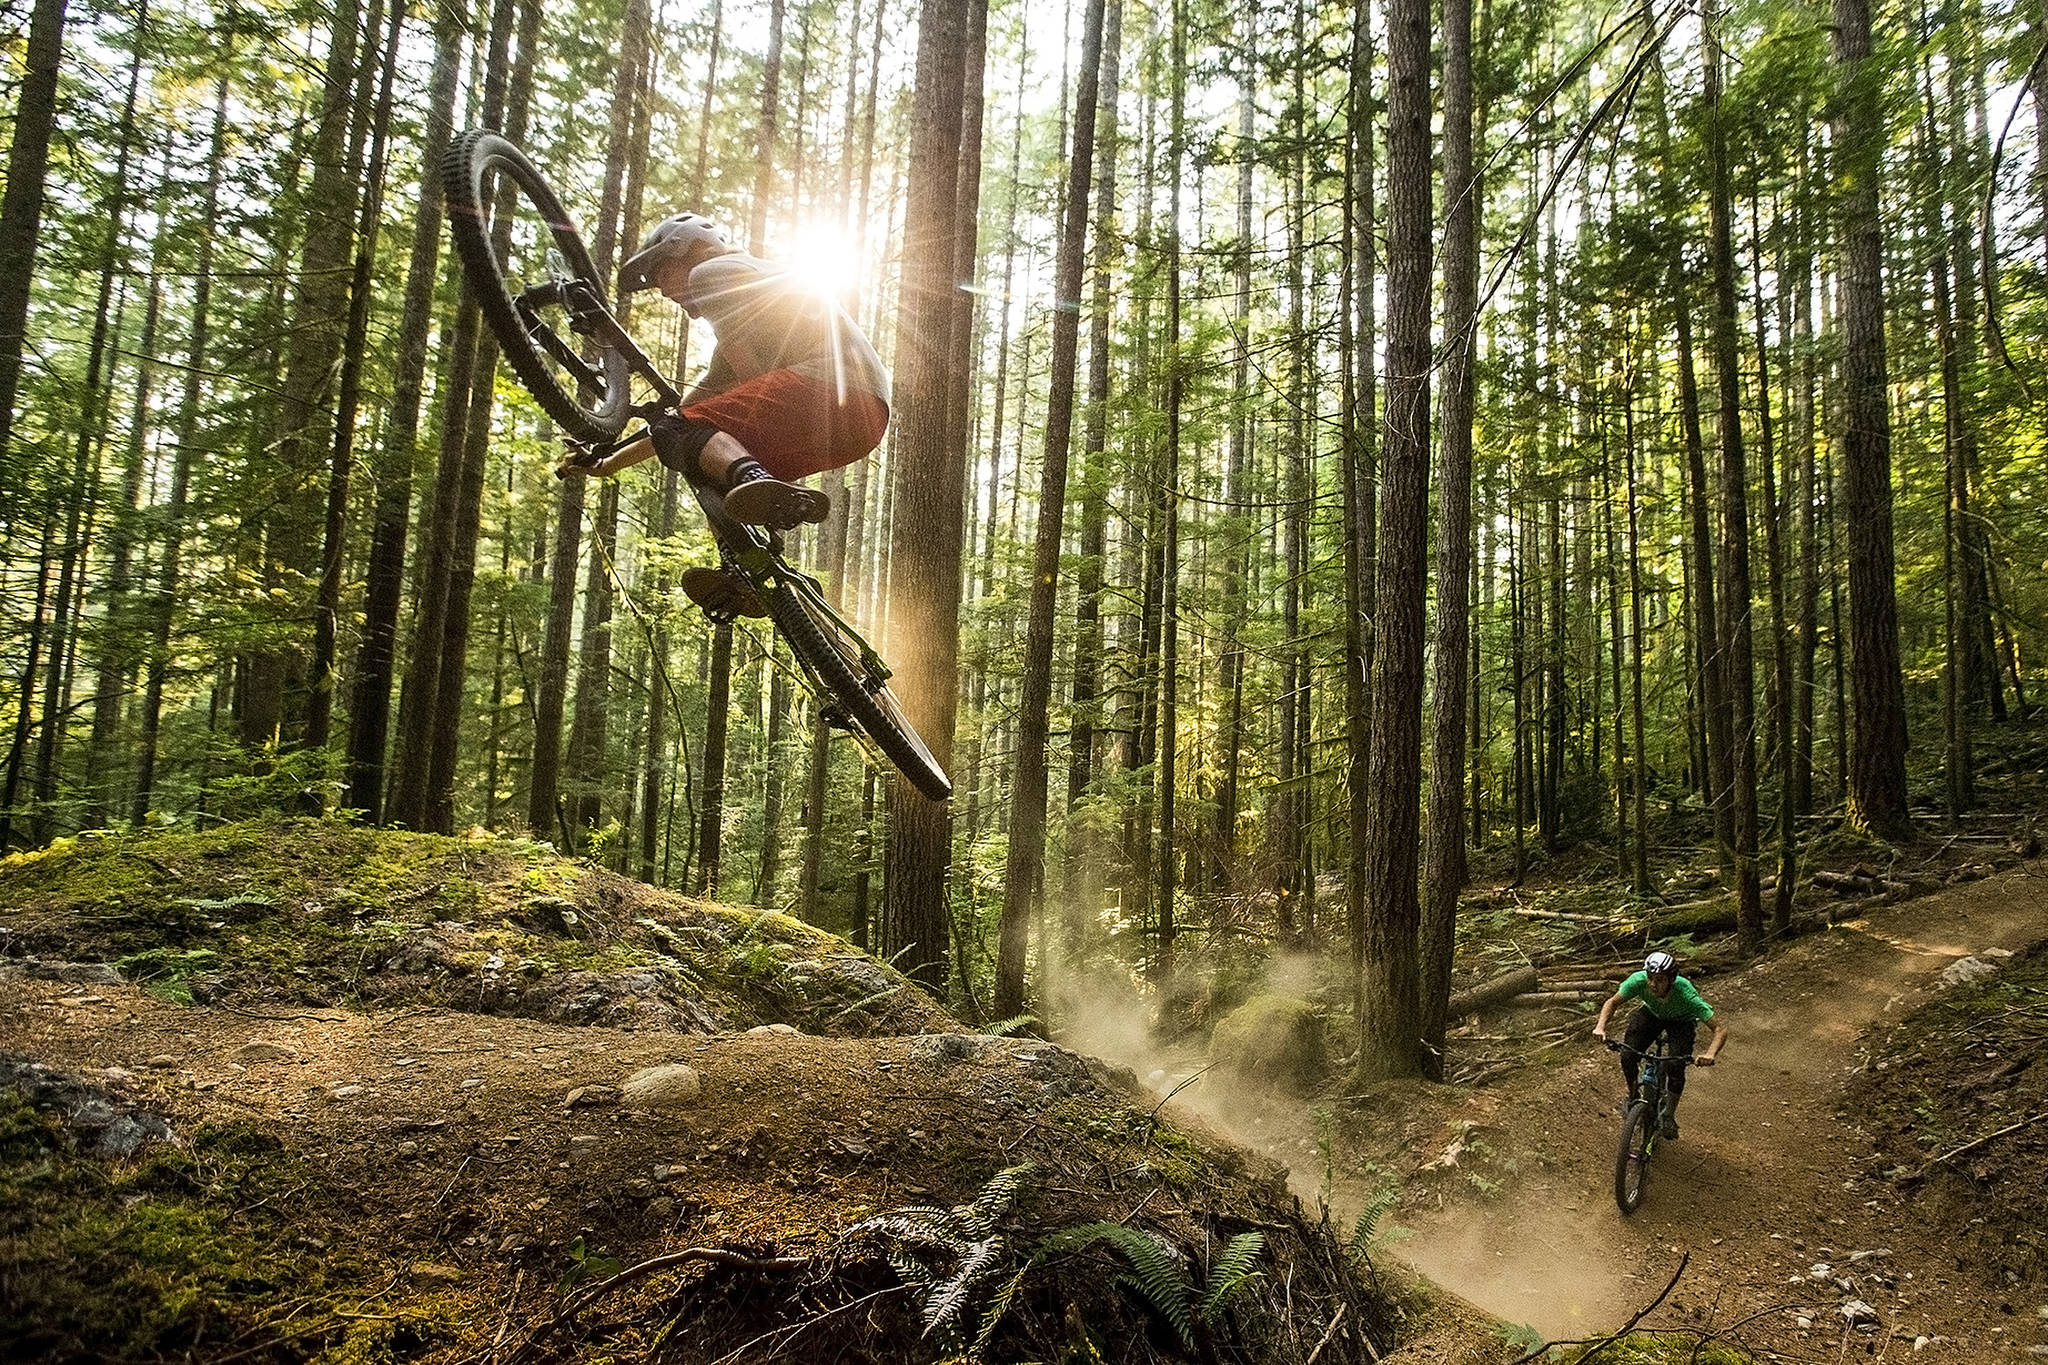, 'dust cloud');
1047,950,1345,1194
